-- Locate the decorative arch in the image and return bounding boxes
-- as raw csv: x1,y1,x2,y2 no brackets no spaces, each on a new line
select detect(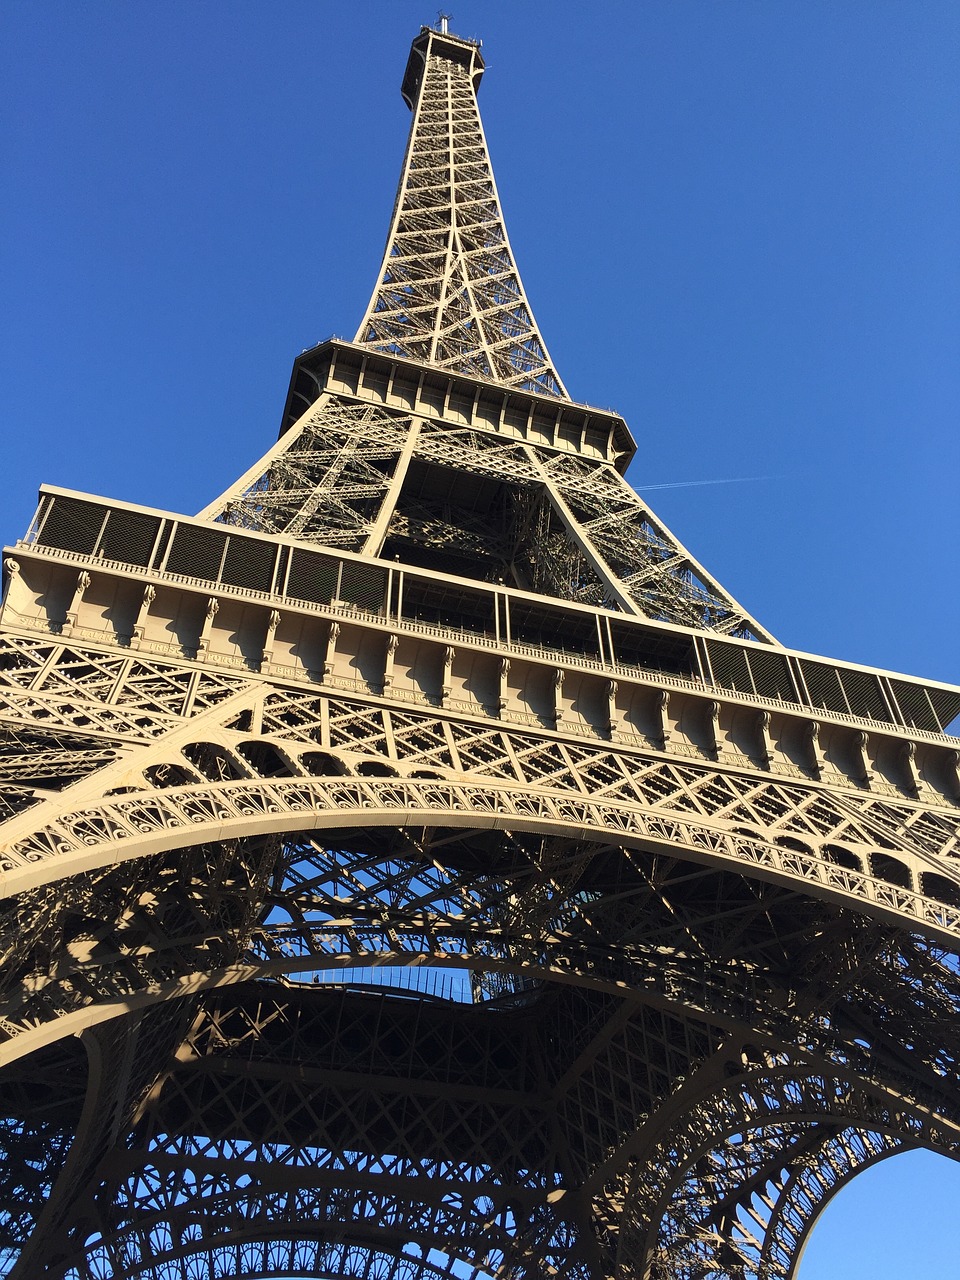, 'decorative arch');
4,776,960,944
